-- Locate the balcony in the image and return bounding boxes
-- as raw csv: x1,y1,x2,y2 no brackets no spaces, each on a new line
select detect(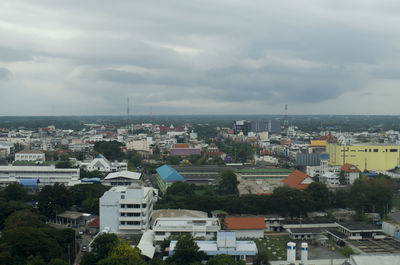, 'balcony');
119,225,142,230
119,216,143,222
119,208,141,213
